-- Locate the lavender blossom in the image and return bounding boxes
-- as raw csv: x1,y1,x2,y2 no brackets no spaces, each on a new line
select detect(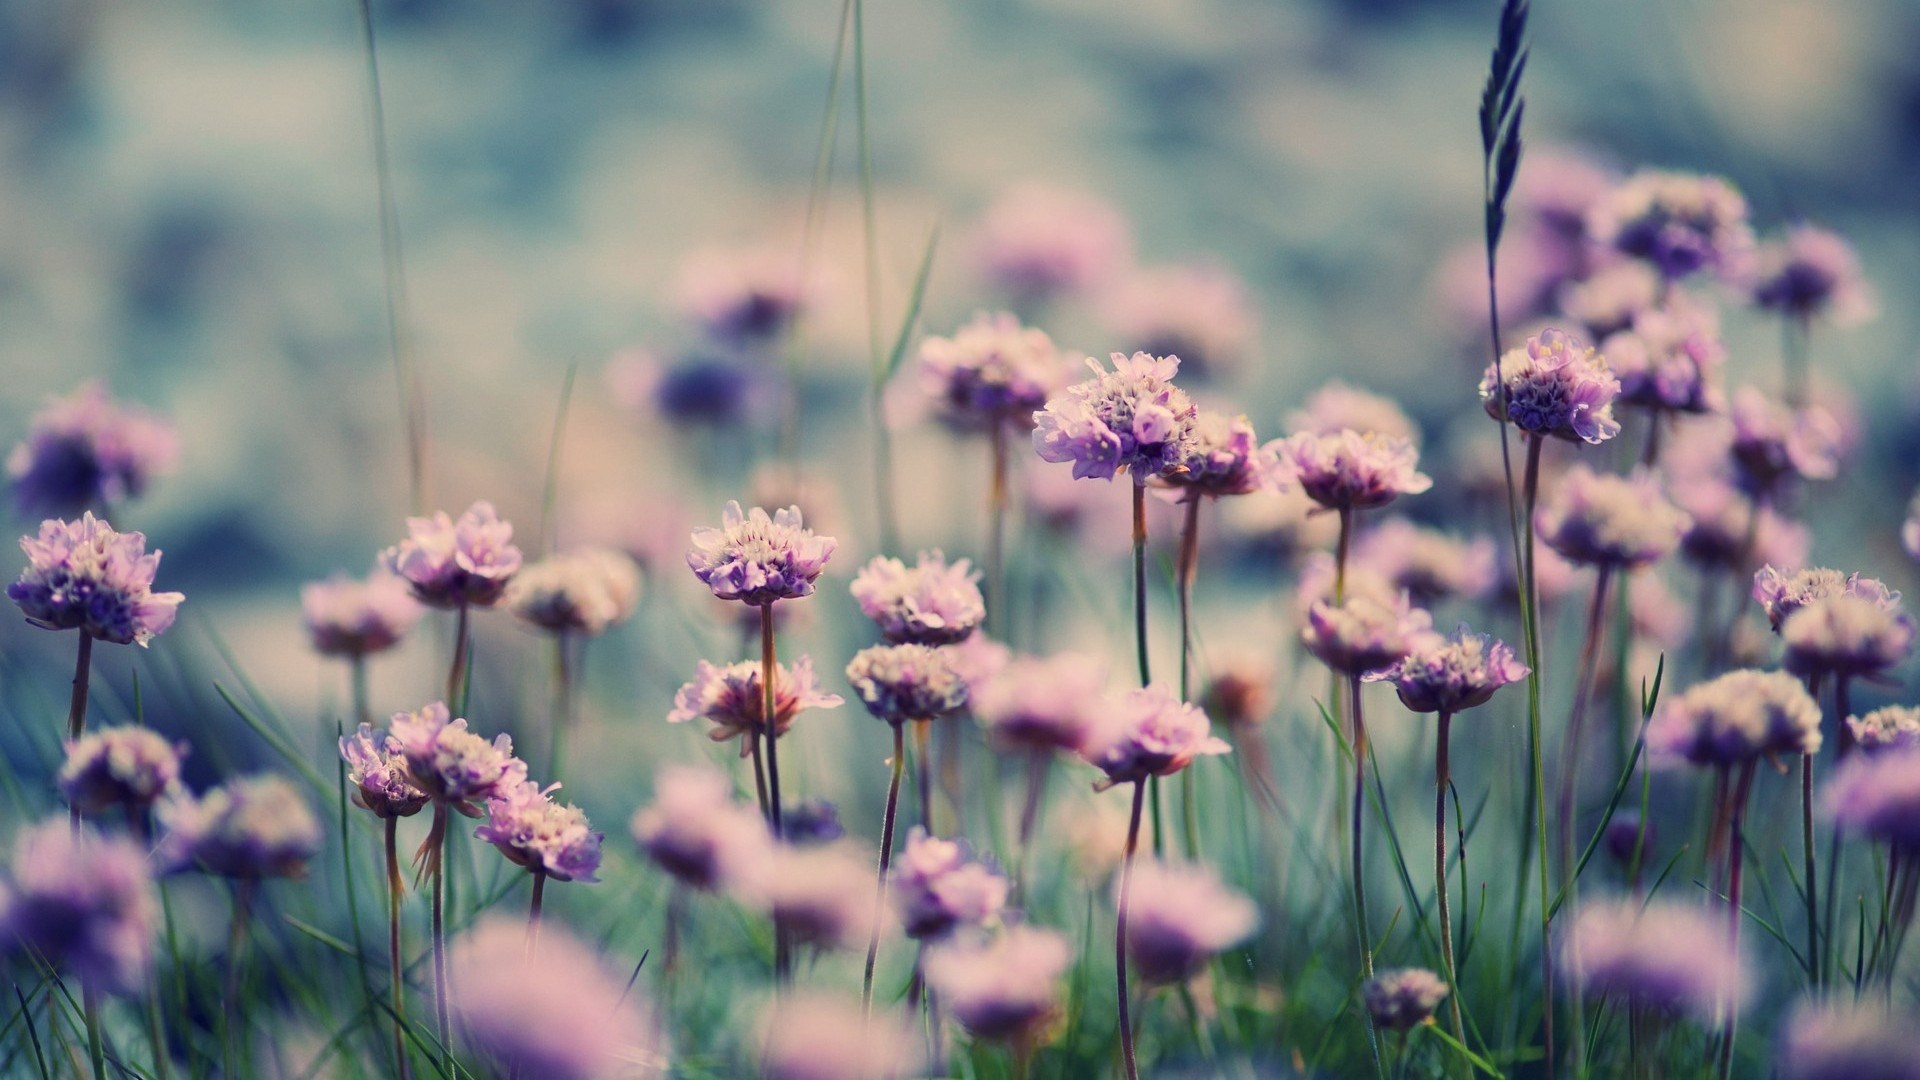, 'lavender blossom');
782,800,844,846
503,549,642,636
668,656,843,754
1479,328,1622,444
1032,352,1199,484
1559,898,1748,1019
1164,411,1265,498
735,843,878,951
1363,969,1450,1032
759,993,922,1080
0,820,158,995
1302,592,1436,677
1598,292,1725,413
1752,566,1901,633
1081,683,1231,791
918,312,1070,430
301,571,422,657
970,184,1131,302
1782,594,1917,681
1587,169,1754,281
382,501,524,609
1535,466,1690,568
1199,653,1275,731
1849,707,1920,756
892,828,1009,940
8,513,184,646
1364,624,1528,715
58,727,185,815
1264,428,1431,511
449,916,656,1080
1352,519,1499,604
674,245,809,344
849,550,985,645
972,651,1107,753
7,380,178,519
1122,860,1259,983
387,701,528,813
340,722,429,819
844,644,969,726
1558,261,1661,339
629,764,771,891
1102,263,1256,380
1728,387,1843,494
1821,751,1920,851
686,501,836,606
1752,225,1875,326
1648,669,1823,766
1778,1002,1920,1080
1673,479,1808,571
156,775,323,879
1284,382,1419,444
922,924,1073,1043
606,347,767,427
1904,491,1920,562
474,781,604,883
